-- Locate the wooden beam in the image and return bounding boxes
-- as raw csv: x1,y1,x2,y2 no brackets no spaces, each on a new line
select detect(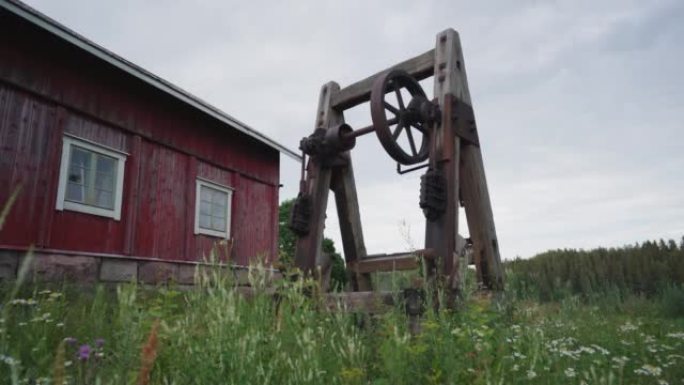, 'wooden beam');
322,291,396,313
331,49,435,111
424,29,463,297
294,82,343,289
448,33,504,290
349,249,434,274
352,254,418,274
331,160,372,290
